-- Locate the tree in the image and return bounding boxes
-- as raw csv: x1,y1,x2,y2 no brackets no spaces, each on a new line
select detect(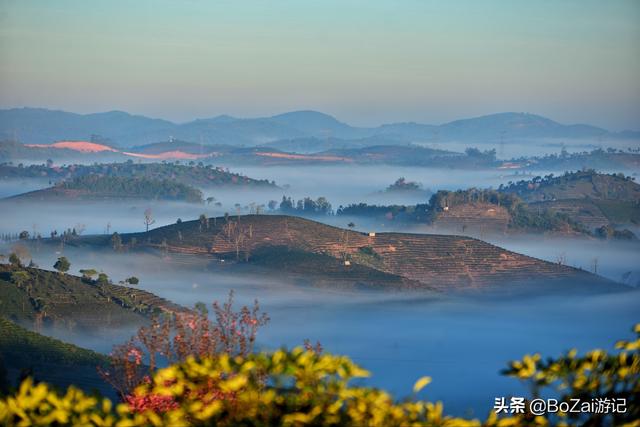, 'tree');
125,276,140,285
11,271,30,287
97,273,110,286
111,232,122,251
53,257,70,275
199,214,209,231
79,269,98,281
8,253,21,267
8,242,30,266
18,231,30,240
144,208,156,232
